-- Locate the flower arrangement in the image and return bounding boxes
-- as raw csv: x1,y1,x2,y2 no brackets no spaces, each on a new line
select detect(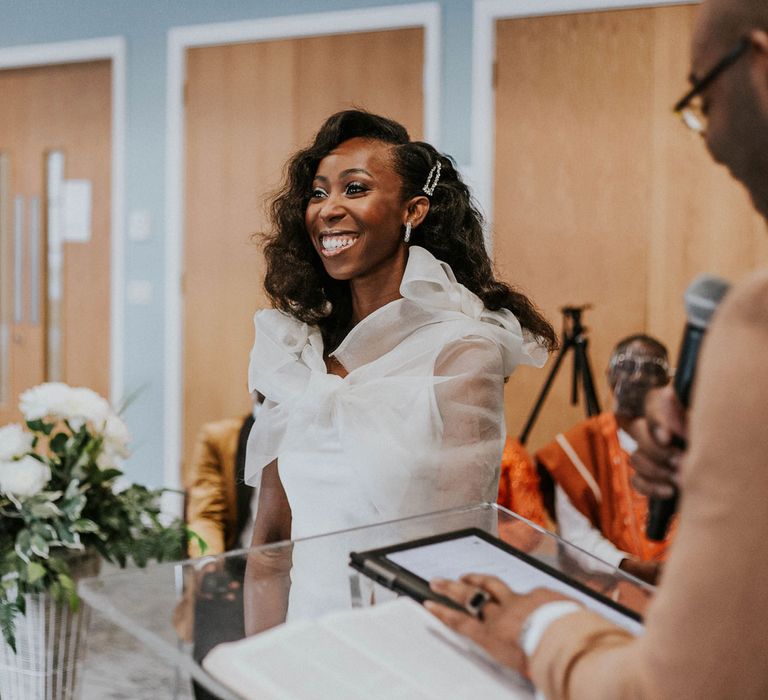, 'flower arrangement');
0,383,187,650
